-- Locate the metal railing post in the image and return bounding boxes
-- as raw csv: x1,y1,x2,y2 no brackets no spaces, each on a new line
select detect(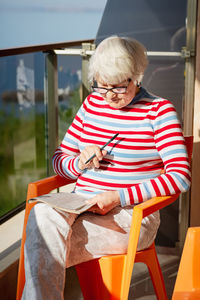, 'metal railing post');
81,43,95,101
179,0,197,248
44,51,58,176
